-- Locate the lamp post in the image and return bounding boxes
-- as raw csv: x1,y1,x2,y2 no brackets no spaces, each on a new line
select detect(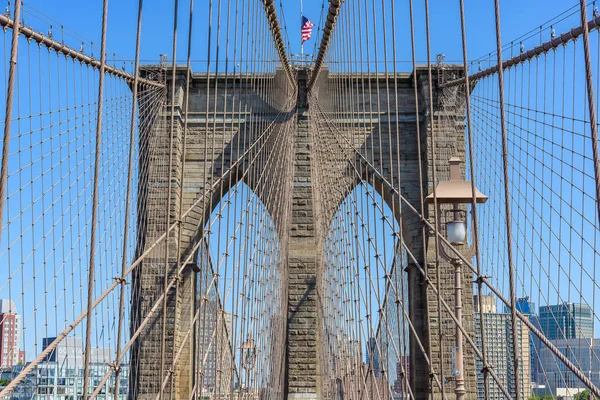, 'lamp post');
425,157,488,400
240,334,256,393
